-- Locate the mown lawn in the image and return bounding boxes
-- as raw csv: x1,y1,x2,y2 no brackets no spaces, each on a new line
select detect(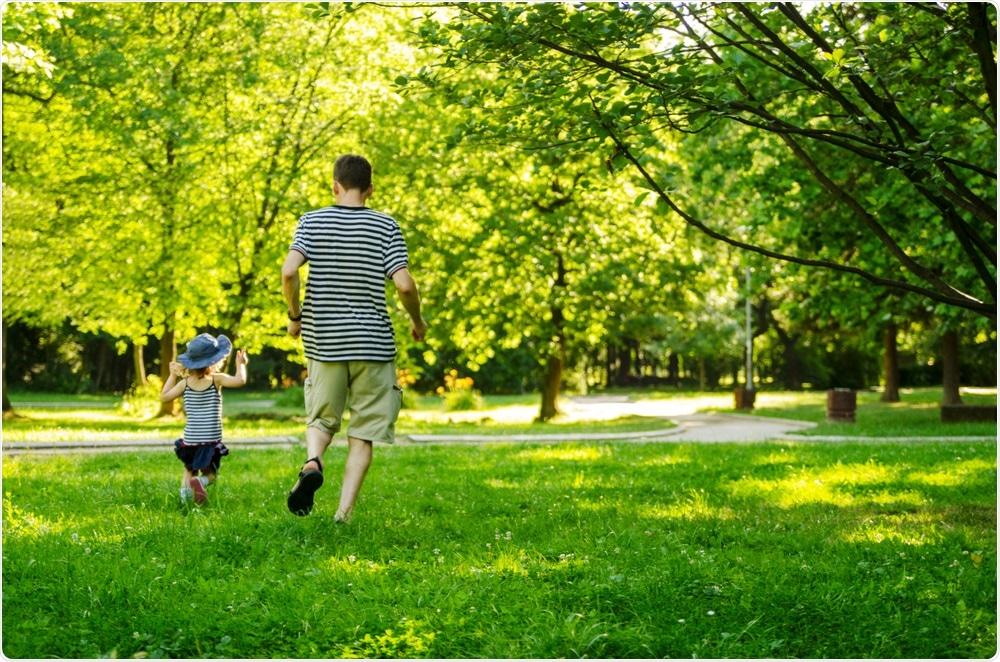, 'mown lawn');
5,386,994,443
2,391,676,443
2,439,996,658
